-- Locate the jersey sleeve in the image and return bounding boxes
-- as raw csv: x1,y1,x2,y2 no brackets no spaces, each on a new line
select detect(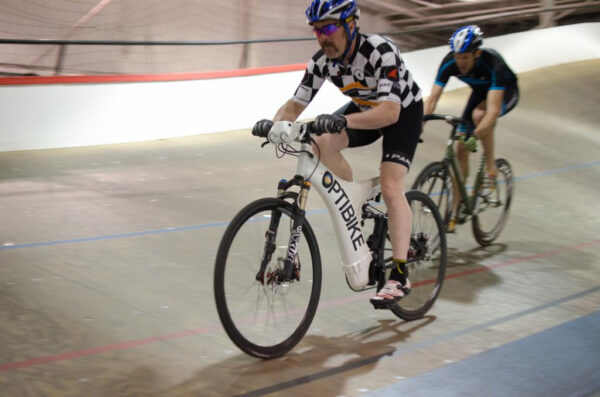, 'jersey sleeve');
373,40,423,107
373,42,403,105
434,52,456,87
292,52,326,106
